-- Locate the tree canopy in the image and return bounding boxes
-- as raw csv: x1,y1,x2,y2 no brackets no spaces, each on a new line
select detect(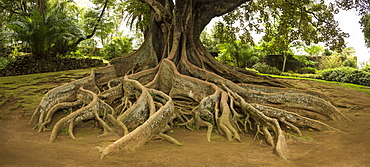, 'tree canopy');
336,0,370,48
